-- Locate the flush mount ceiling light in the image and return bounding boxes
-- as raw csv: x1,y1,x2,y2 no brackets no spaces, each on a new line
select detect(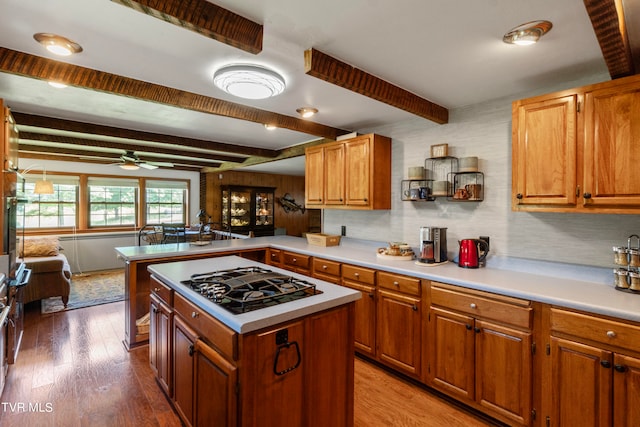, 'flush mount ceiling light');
296,107,318,118
33,33,83,56
213,64,285,99
503,20,552,46
264,124,277,130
